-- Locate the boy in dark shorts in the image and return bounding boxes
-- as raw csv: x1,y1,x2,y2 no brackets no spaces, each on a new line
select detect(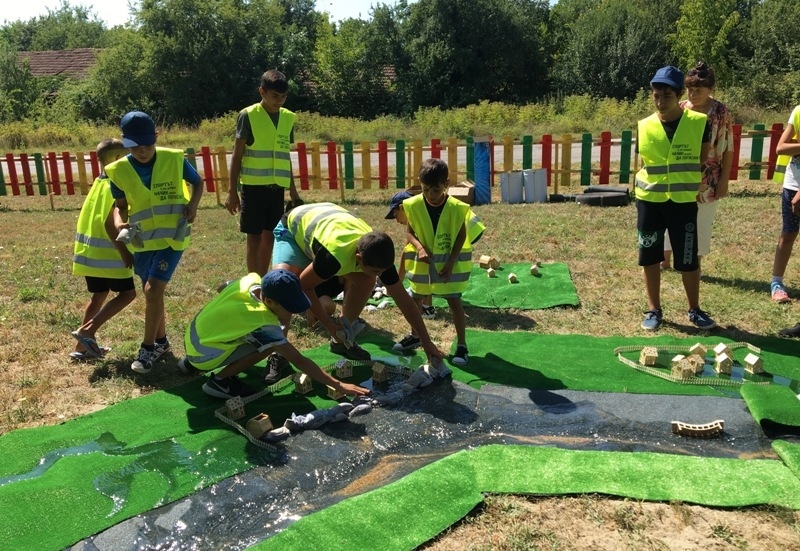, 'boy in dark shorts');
635,66,715,331
226,69,301,275
71,139,136,360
